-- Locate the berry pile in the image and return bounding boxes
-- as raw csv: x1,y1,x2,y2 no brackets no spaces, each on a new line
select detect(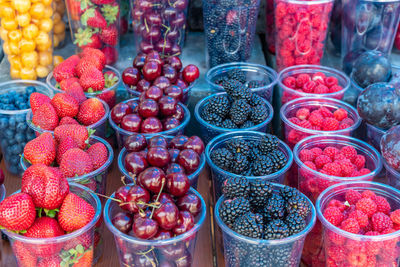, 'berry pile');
211,135,287,176
219,178,311,266
122,134,204,180
322,189,400,266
